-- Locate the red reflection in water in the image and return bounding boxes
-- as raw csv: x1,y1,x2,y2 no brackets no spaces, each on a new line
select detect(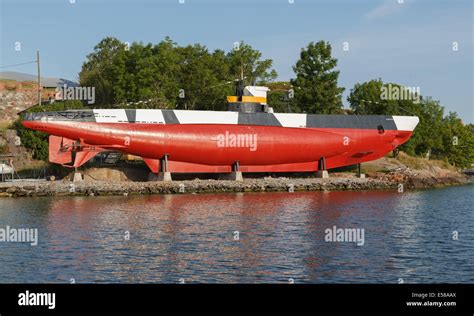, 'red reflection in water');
43,191,399,282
